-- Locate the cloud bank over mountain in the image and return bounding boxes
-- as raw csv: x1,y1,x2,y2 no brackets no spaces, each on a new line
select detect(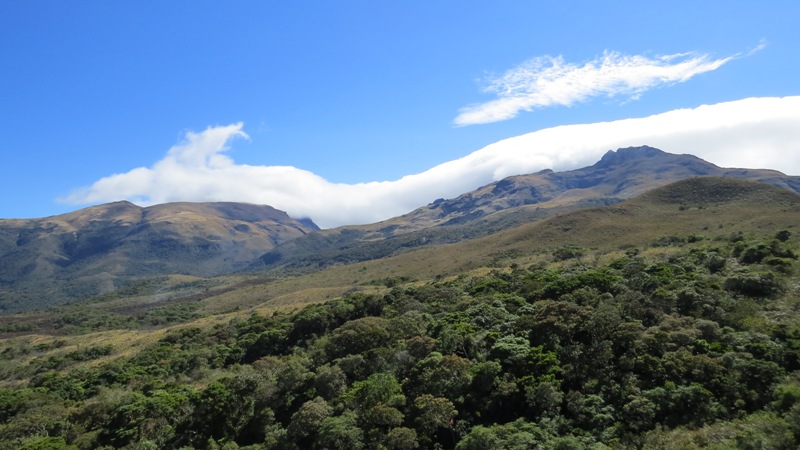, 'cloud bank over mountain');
61,96,800,229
